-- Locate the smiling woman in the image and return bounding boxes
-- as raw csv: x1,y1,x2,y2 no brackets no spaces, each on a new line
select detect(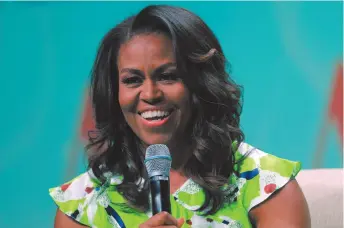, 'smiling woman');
49,5,310,228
